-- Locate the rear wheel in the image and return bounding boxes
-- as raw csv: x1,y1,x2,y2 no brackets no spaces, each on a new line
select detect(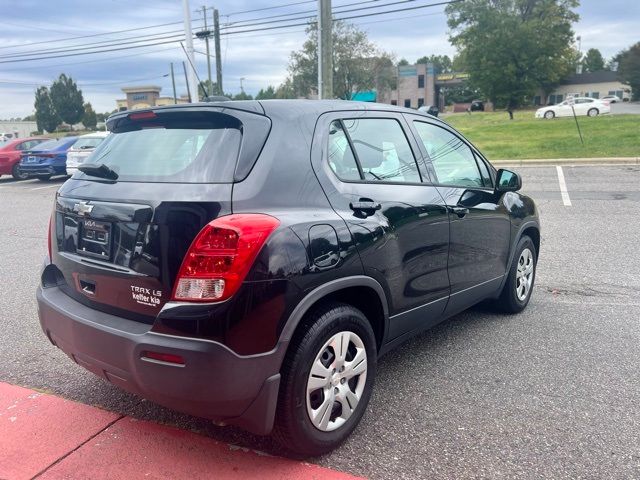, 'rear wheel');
587,108,599,117
37,175,52,181
273,302,376,456
495,235,537,313
11,163,29,180
544,110,555,119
